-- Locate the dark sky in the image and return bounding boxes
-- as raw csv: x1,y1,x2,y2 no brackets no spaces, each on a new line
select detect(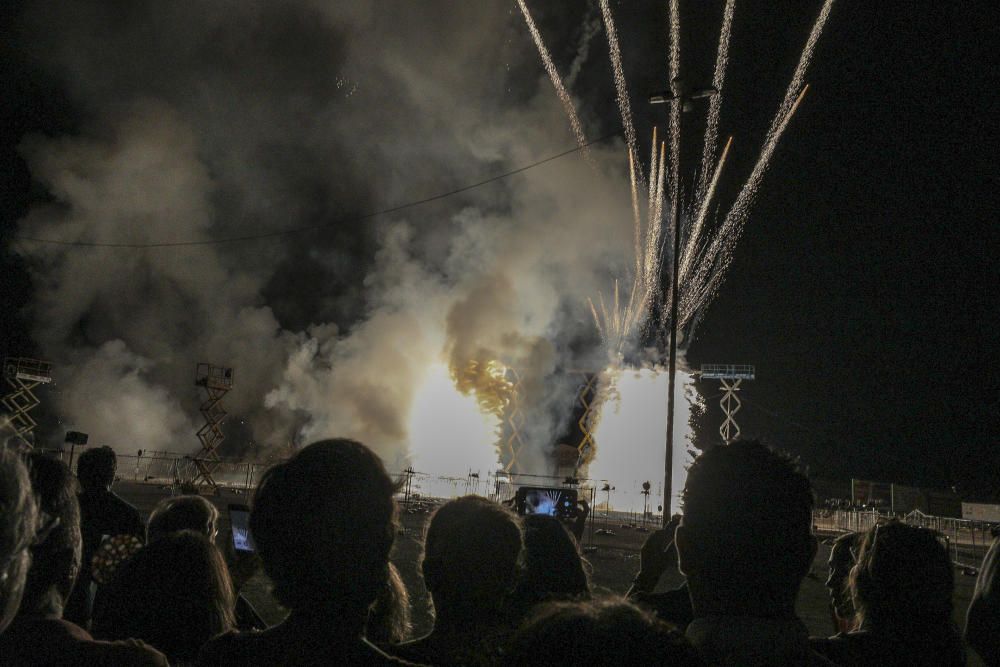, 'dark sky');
2,1,998,497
